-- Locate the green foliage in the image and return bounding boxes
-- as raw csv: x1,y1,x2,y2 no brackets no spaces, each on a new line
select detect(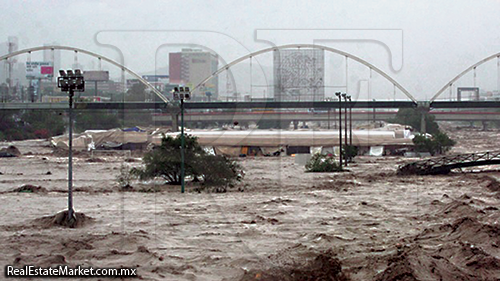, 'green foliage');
75,111,121,132
389,108,440,135
116,164,134,191
431,132,456,154
22,111,66,137
305,153,341,172
412,134,434,154
0,110,65,140
125,83,146,102
343,145,358,160
413,132,456,155
133,134,242,189
193,155,243,186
